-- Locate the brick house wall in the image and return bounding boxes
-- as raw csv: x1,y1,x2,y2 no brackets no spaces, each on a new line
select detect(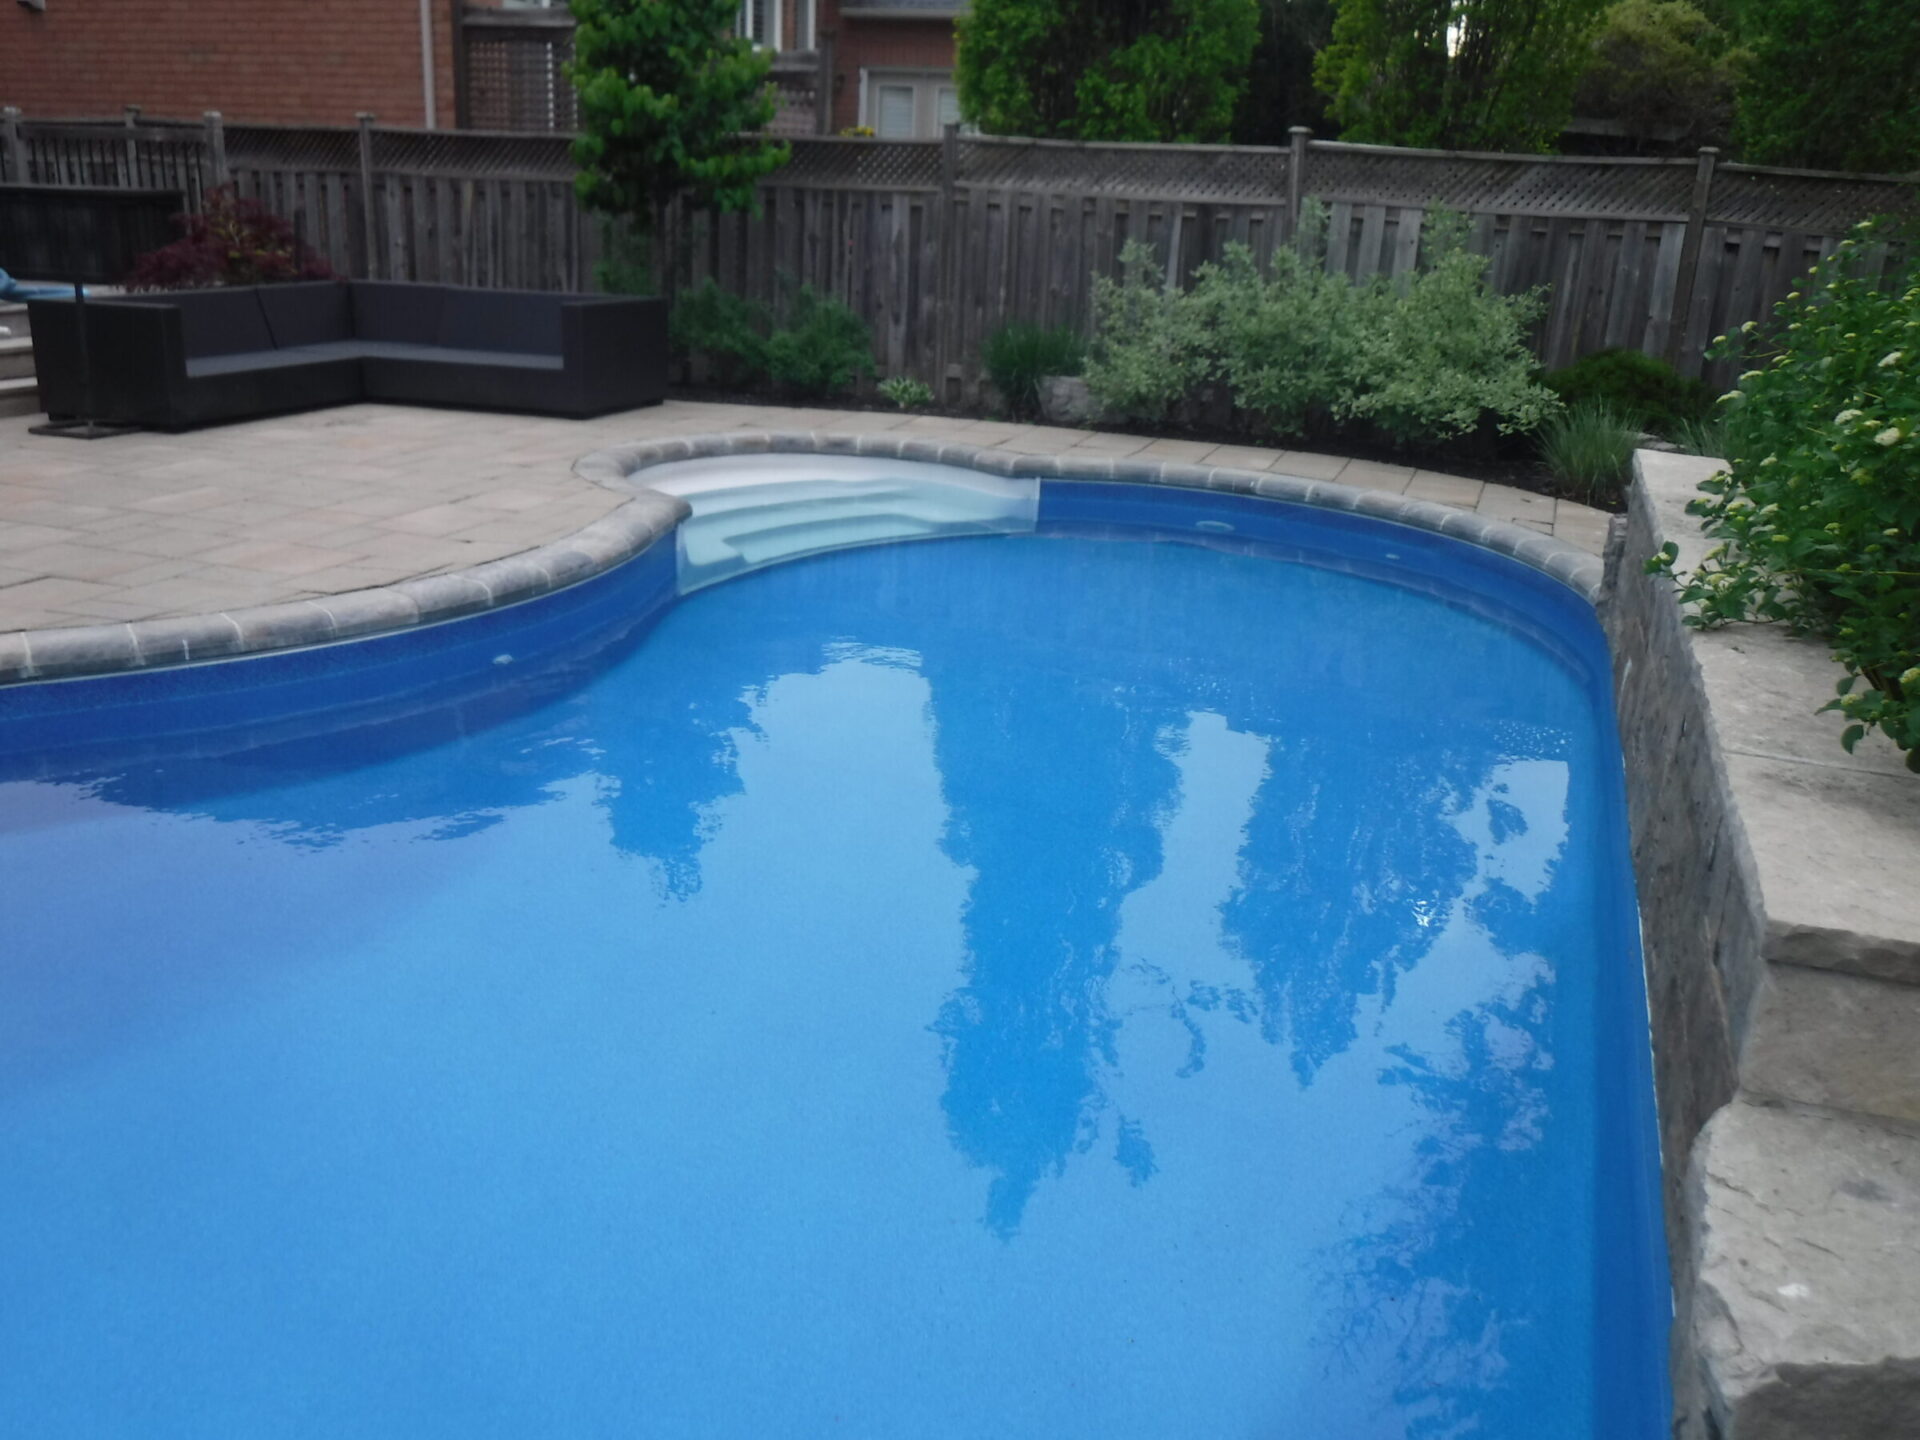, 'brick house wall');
0,0,960,136
826,4,960,134
0,0,458,128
